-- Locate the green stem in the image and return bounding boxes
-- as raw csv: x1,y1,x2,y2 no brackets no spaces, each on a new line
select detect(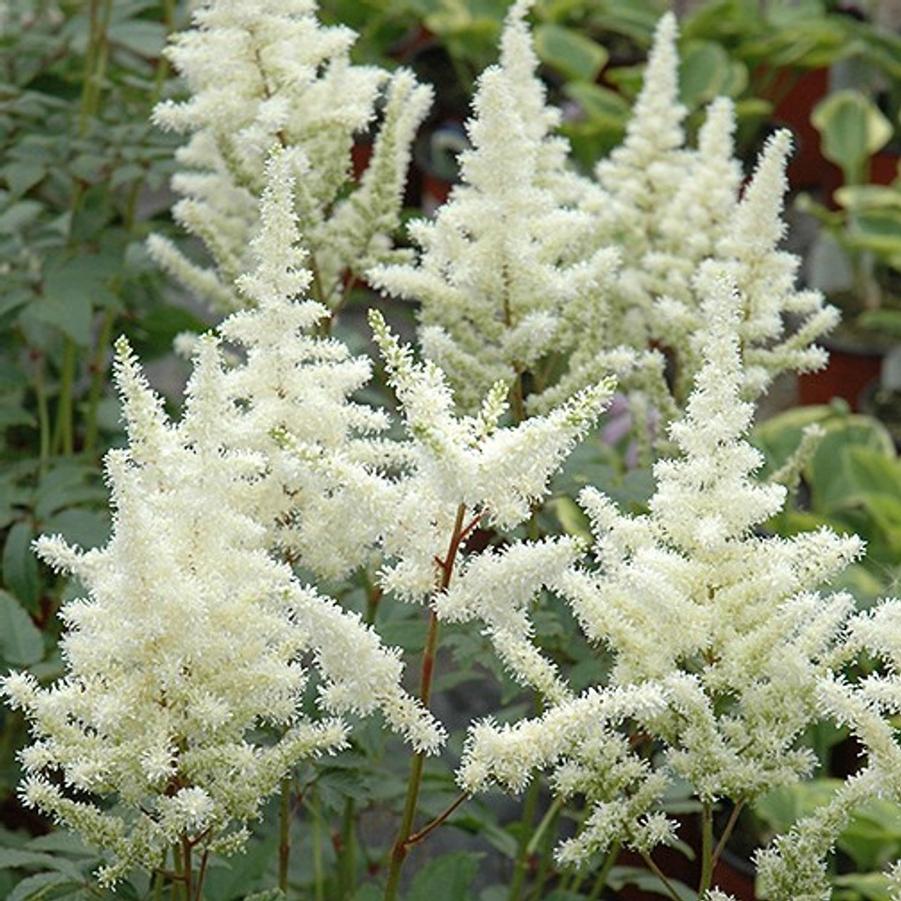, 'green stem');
507,773,542,901
699,801,714,896
312,788,325,901
337,797,357,899
278,776,291,894
171,843,183,901
79,0,114,133
83,310,114,455
640,851,681,901
528,800,562,901
52,338,77,456
586,841,621,901
182,837,193,901
383,504,468,901
151,868,165,901
524,797,563,861
711,800,744,872
34,355,50,474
